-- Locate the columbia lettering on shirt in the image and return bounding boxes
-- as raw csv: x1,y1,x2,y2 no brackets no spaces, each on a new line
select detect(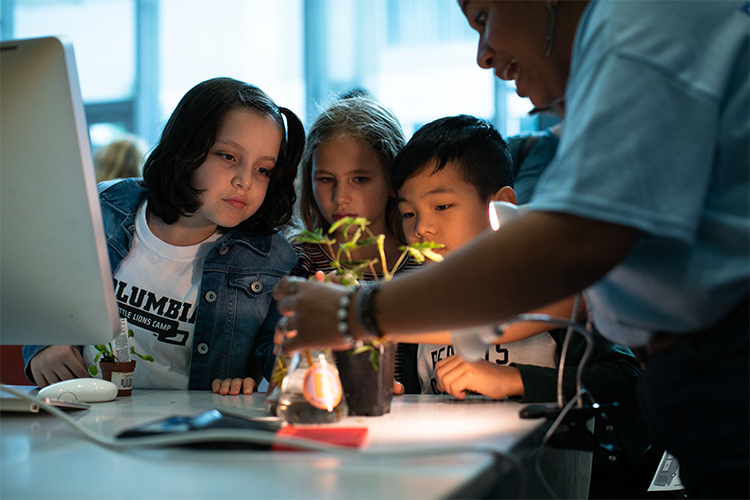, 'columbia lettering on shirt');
417,331,559,395
83,201,224,389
